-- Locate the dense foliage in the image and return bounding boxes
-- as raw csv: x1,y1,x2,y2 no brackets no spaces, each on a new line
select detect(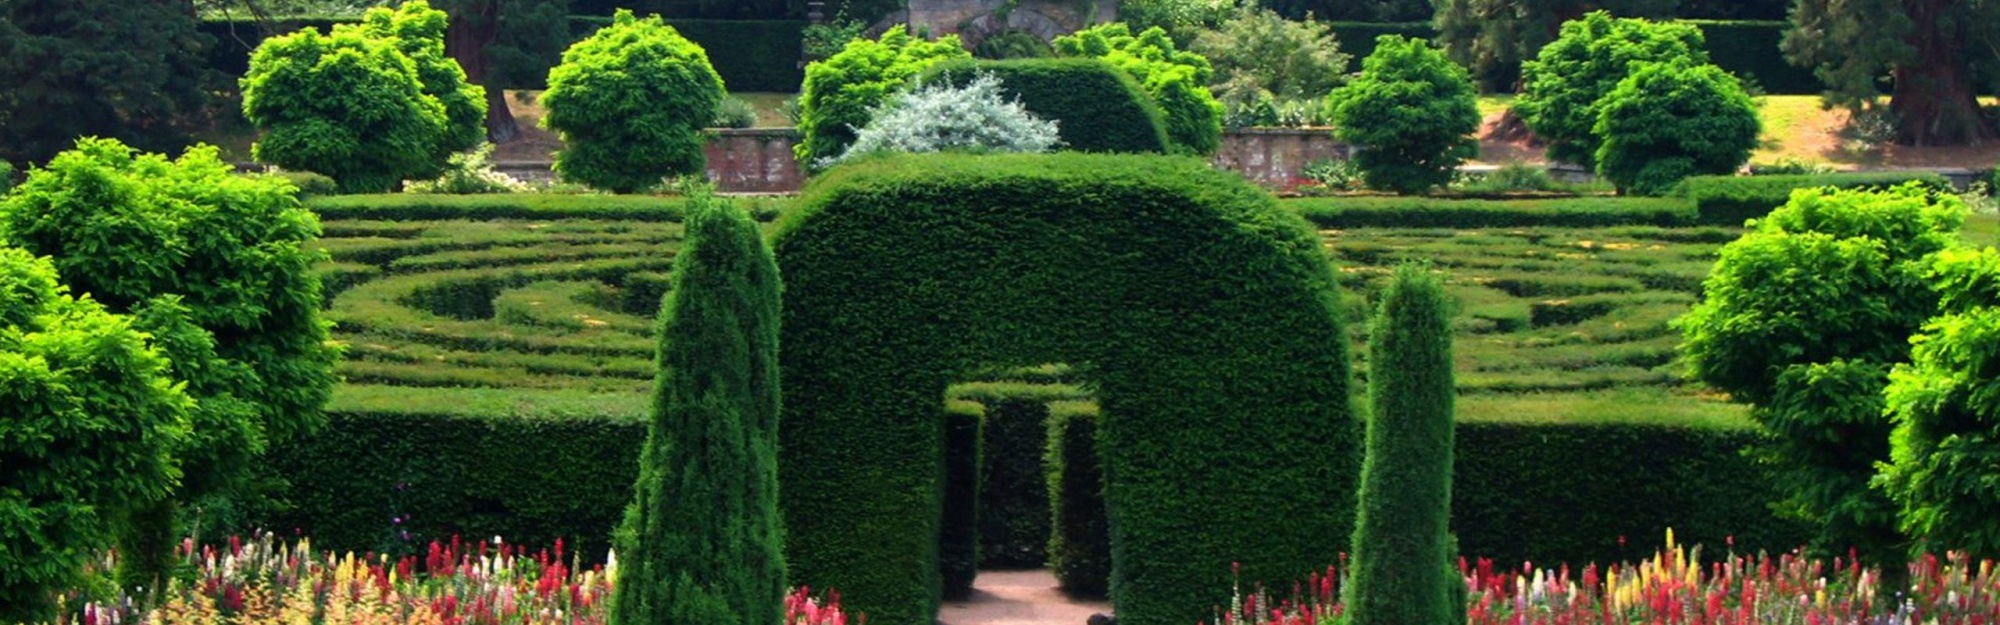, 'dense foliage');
542,10,724,193
1679,184,1967,569
1591,61,1759,196
0,0,212,164
0,248,191,623
1348,264,1458,625
361,0,487,162
1514,12,1707,168
794,26,969,169
1191,4,1348,108
1327,36,1481,194
1432,0,1681,91
1782,0,2000,146
1675,171,1953,225
924,59,1171,154
828,73,1060,167
1053,24,1224,155
612,188,785,625
773,153,1356,625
